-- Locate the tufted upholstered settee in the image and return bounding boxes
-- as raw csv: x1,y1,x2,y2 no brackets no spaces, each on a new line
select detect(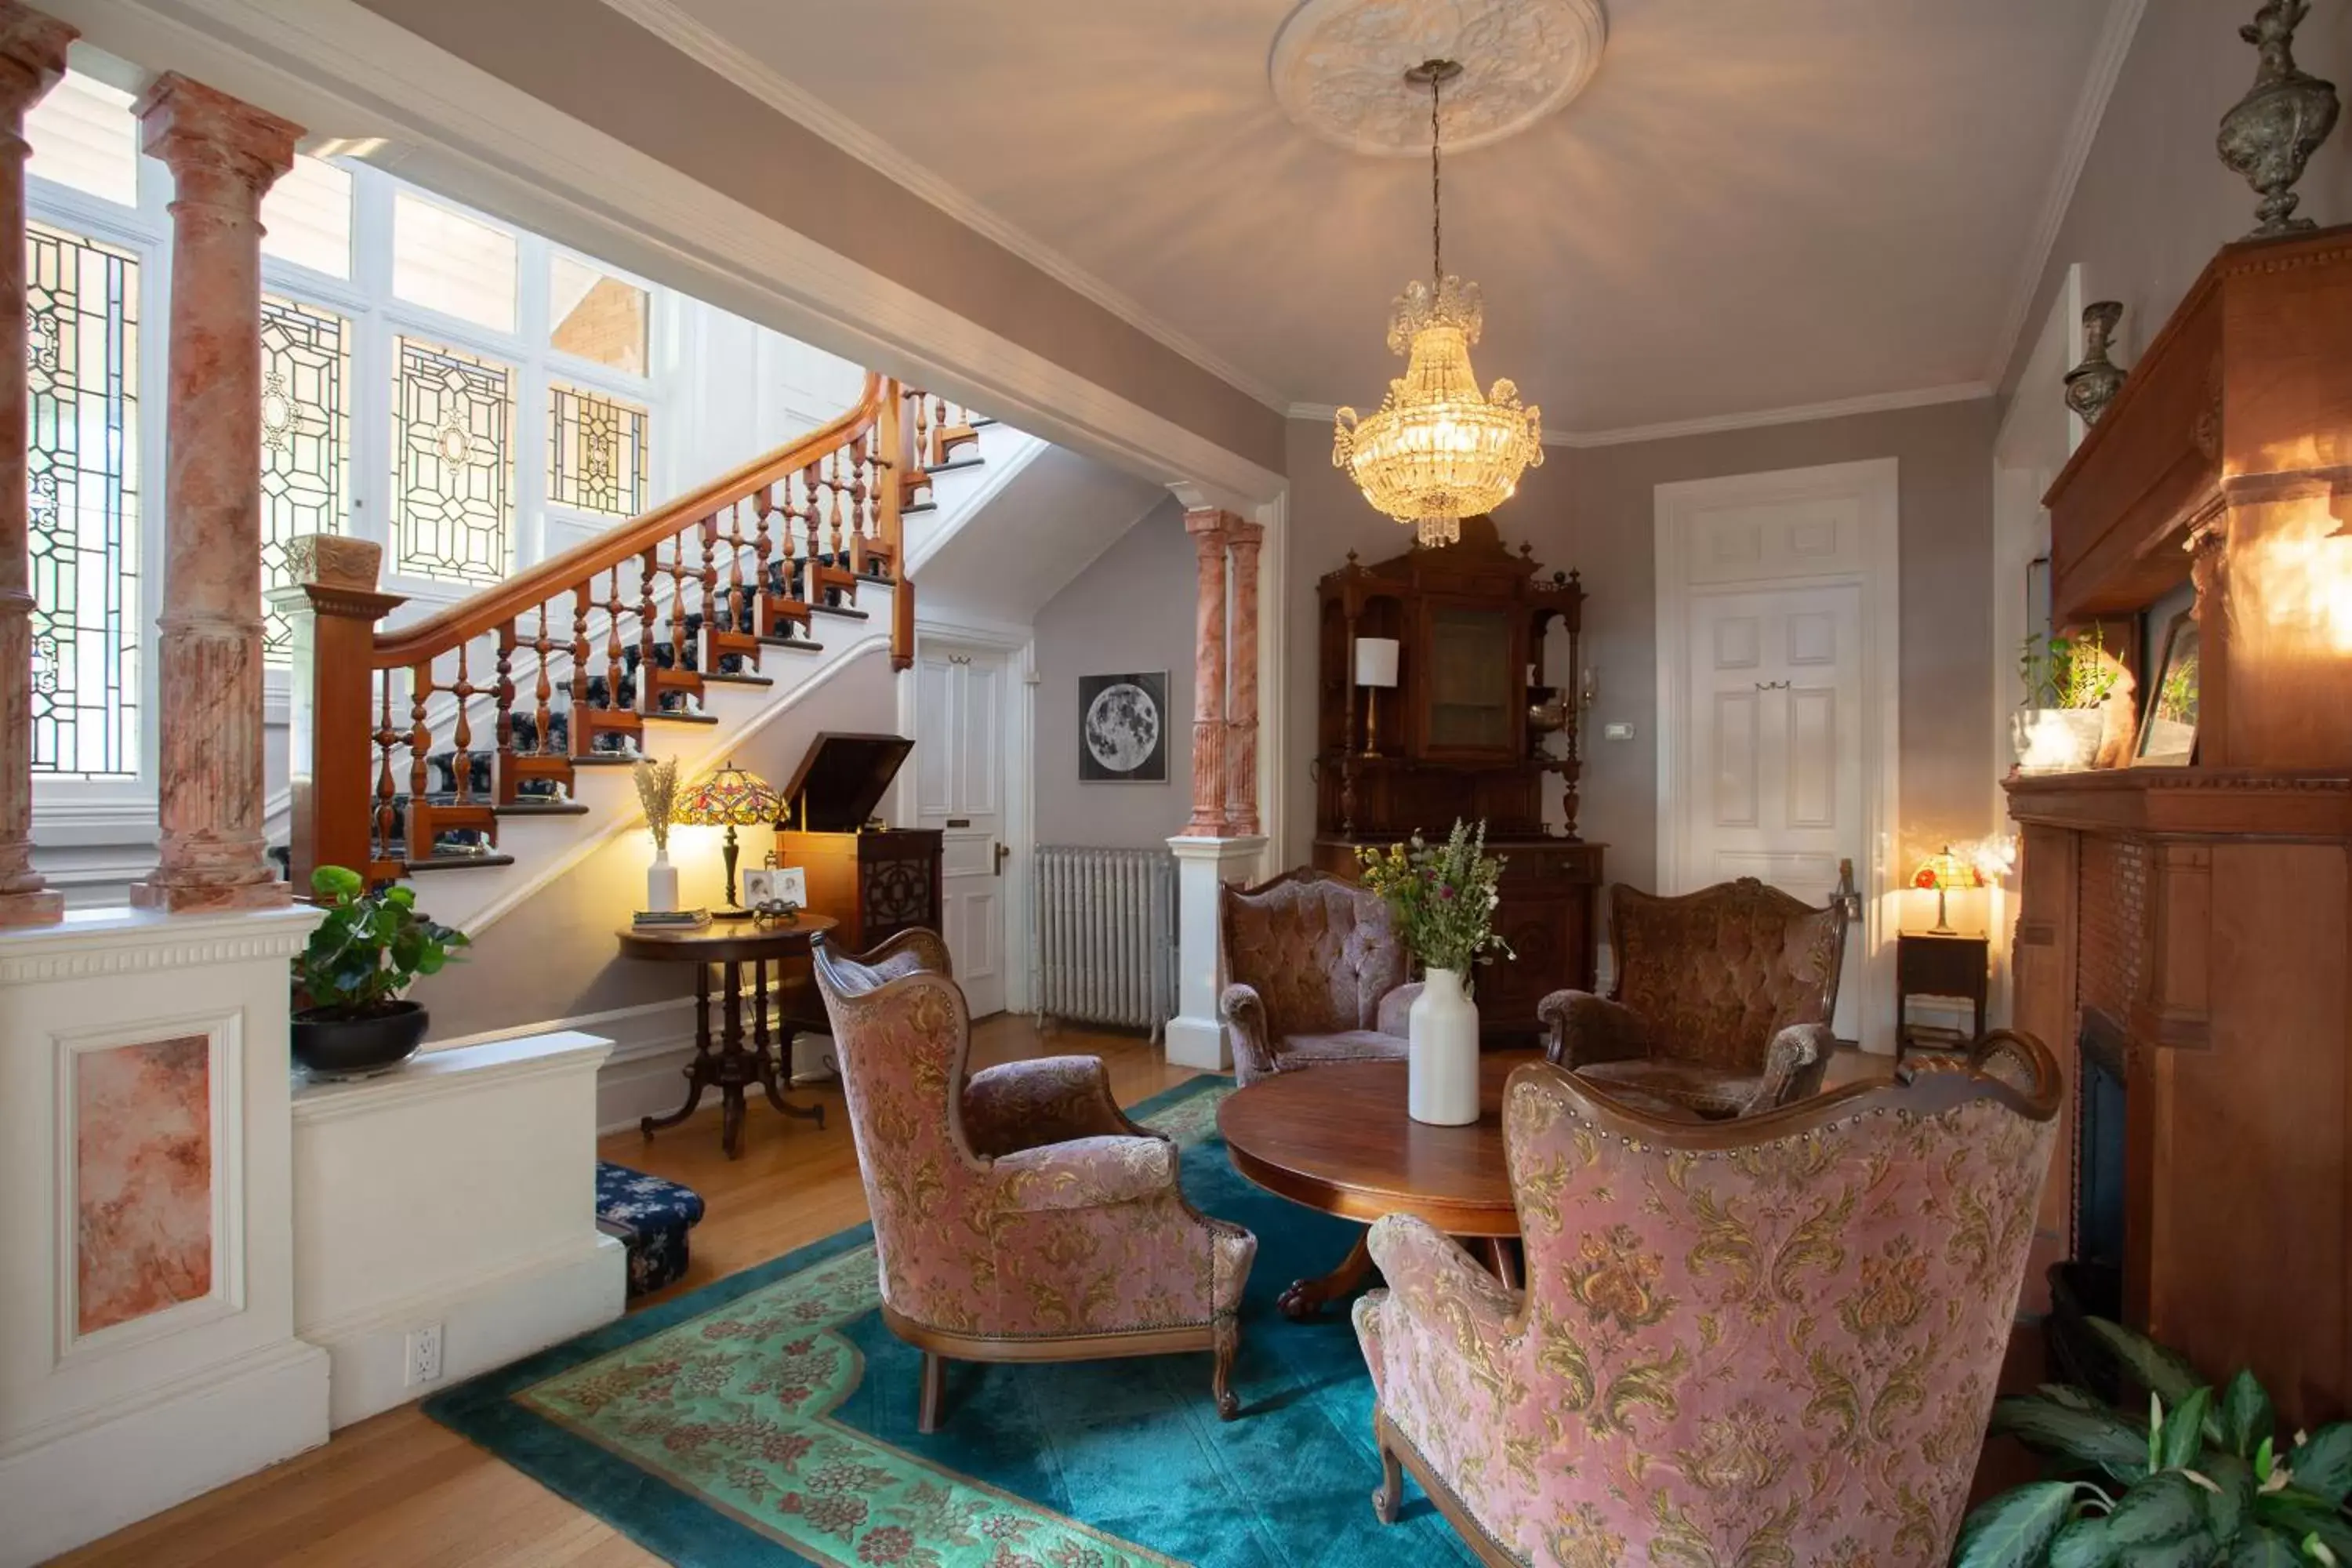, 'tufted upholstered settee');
1537,876,1850,1118
1217,869,1421,1085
